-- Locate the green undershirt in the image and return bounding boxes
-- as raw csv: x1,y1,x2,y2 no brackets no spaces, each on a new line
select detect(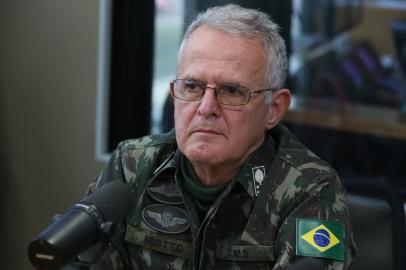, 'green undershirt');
180,154,227,220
